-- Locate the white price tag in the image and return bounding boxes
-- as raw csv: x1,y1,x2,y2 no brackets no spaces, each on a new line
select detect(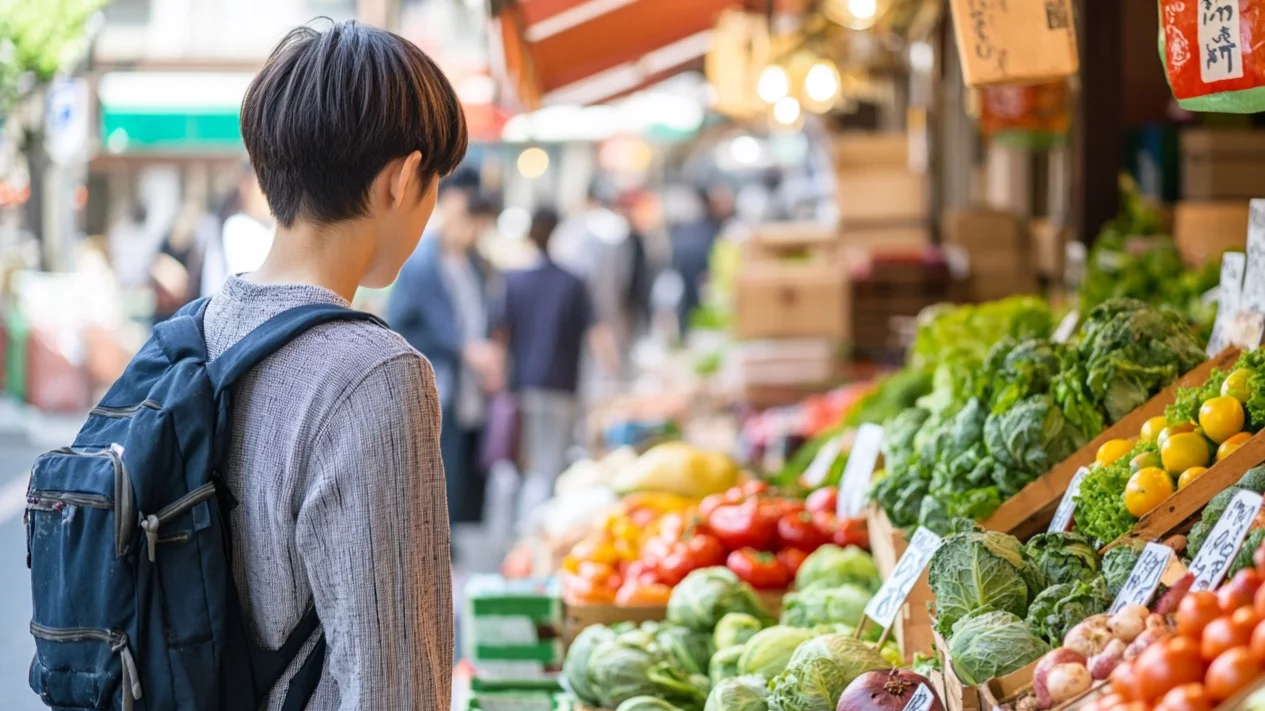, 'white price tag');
863,527,943,631
1109,542,1174,614
1052,311,1080,344
1197,0,1245,84
1048,467,1090,533
1241,200,1265,312
1208,252,1246,357
902,684,936,711
802,435,844,488
838,424,883,518
1190,490,1264,592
